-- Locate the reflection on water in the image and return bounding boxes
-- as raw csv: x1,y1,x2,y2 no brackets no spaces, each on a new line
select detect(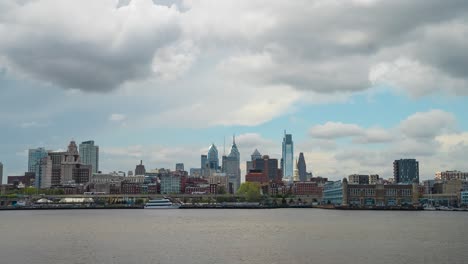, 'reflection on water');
0,209,467,264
